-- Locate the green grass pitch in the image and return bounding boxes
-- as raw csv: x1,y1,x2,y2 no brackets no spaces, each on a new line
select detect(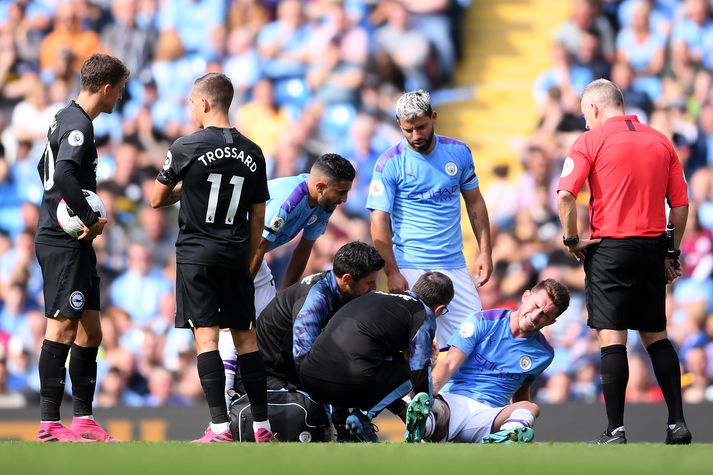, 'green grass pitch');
1,442,709,475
